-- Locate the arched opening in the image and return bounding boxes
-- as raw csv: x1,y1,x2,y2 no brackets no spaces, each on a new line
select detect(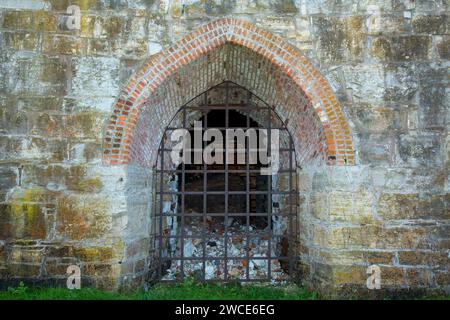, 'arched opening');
102,18,355,288
151,82,298,282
